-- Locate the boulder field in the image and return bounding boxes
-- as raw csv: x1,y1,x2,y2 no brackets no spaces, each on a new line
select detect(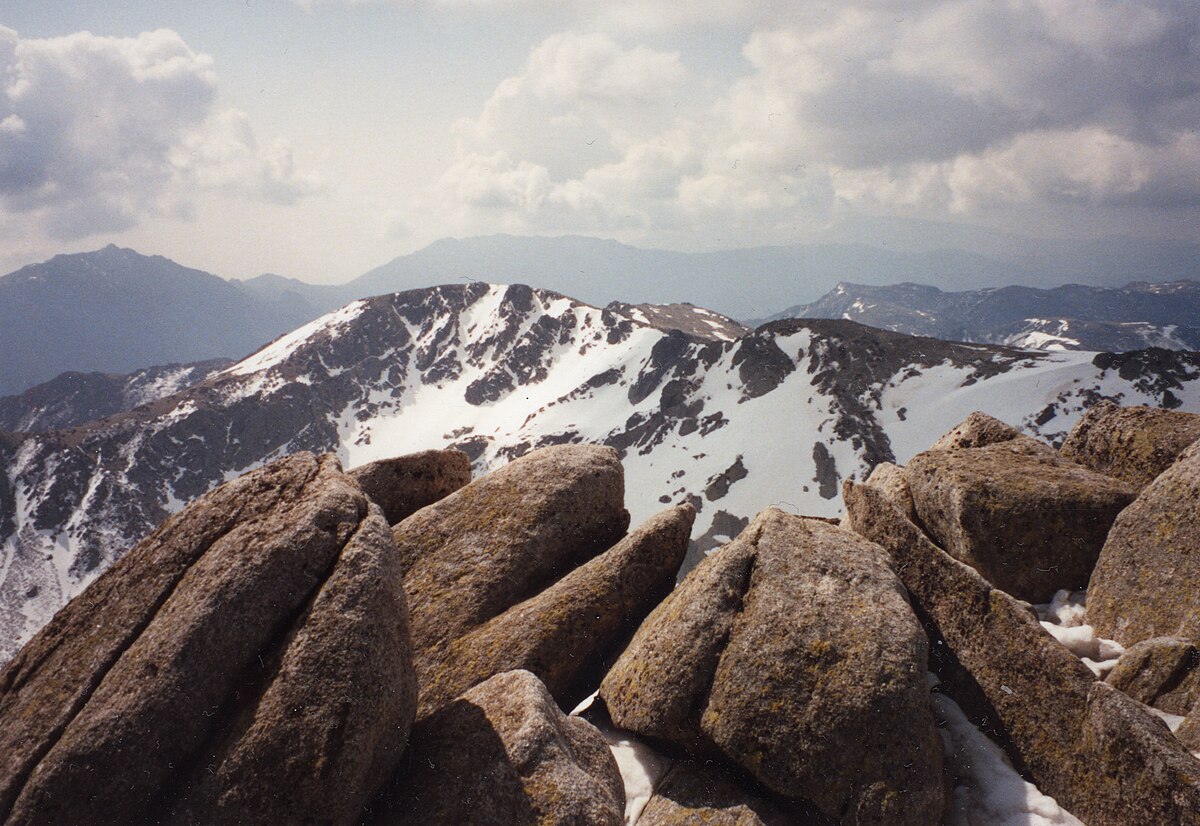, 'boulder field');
1,404,1198,824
